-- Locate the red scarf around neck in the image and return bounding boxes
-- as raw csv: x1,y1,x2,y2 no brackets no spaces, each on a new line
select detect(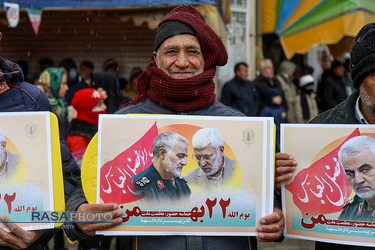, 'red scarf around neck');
123,61,216,112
